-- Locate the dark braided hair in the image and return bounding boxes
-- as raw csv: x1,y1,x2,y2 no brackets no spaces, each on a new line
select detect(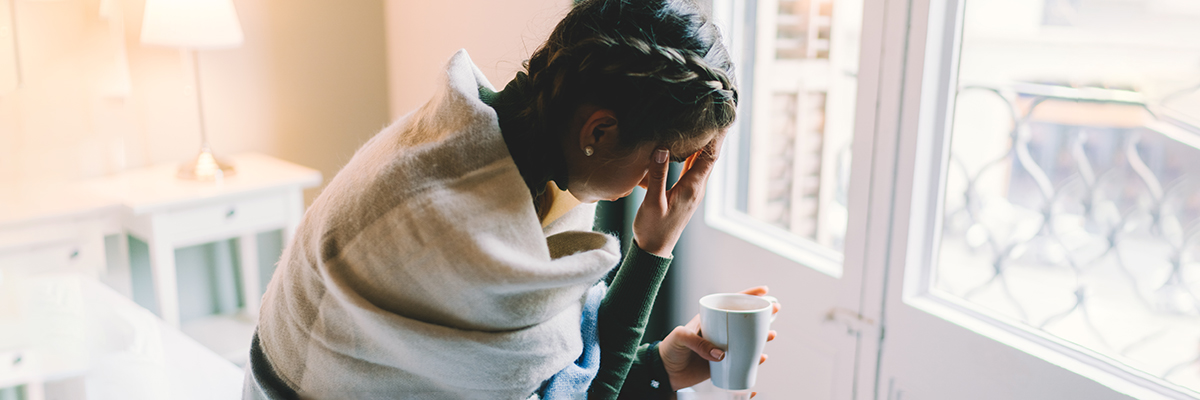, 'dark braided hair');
494,0,738,200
